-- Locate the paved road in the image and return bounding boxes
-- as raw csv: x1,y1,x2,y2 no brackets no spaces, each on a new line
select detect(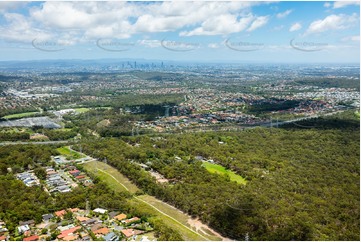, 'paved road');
258,110,345,128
